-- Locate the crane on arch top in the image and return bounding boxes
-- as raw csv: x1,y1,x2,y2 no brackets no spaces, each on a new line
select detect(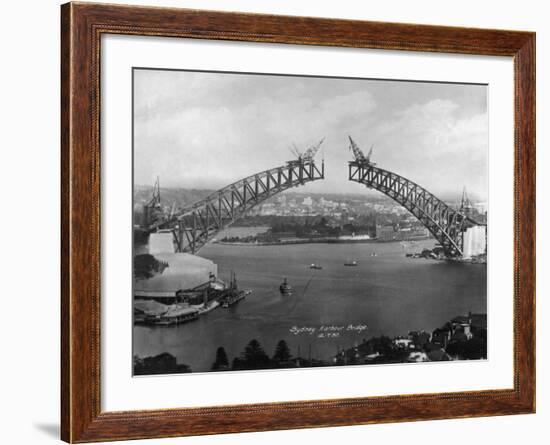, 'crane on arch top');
347,136,482,258
288,137,325,165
